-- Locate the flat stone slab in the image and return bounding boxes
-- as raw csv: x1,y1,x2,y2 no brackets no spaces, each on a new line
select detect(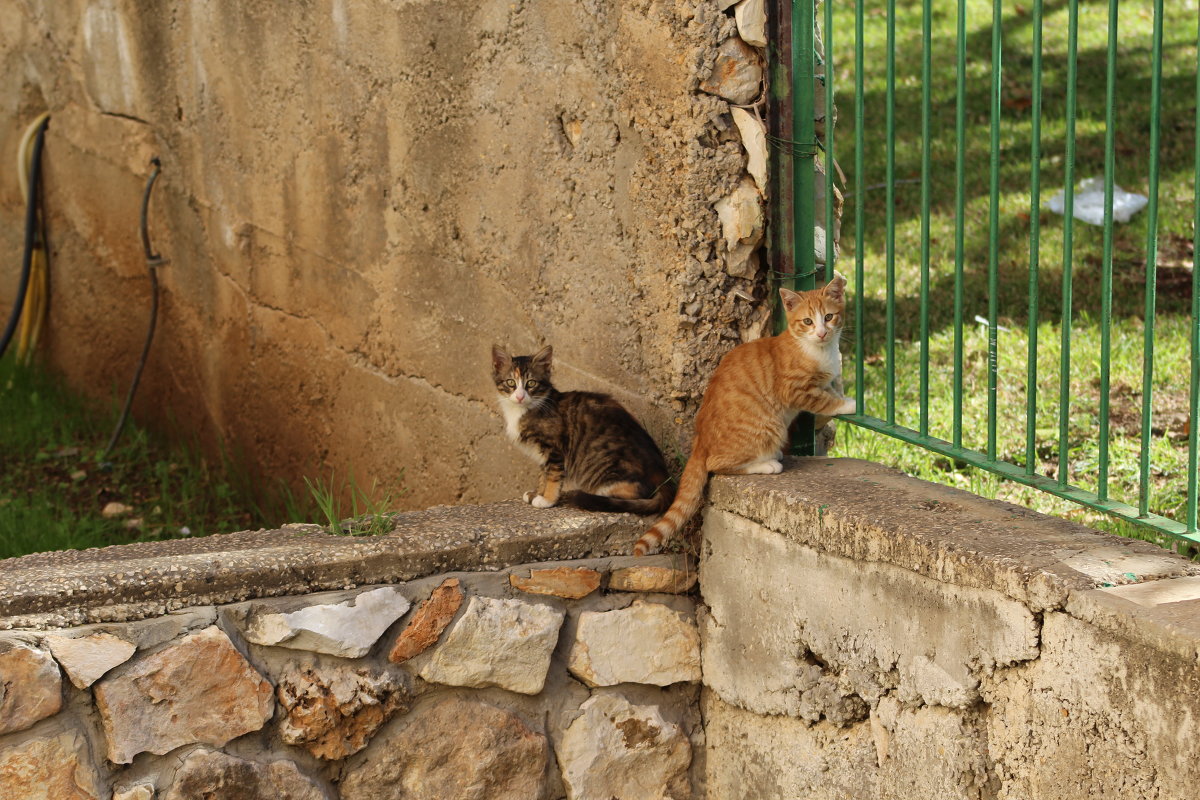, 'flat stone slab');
0,501,645,628
707,458,1199,612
